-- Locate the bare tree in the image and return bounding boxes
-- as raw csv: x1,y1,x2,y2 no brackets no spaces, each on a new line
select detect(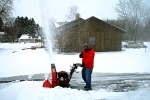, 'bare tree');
115,0,150,41
4,17,18,42
0,0,13,21
143,17,150,41
66,5,78,22
55,5,81,52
